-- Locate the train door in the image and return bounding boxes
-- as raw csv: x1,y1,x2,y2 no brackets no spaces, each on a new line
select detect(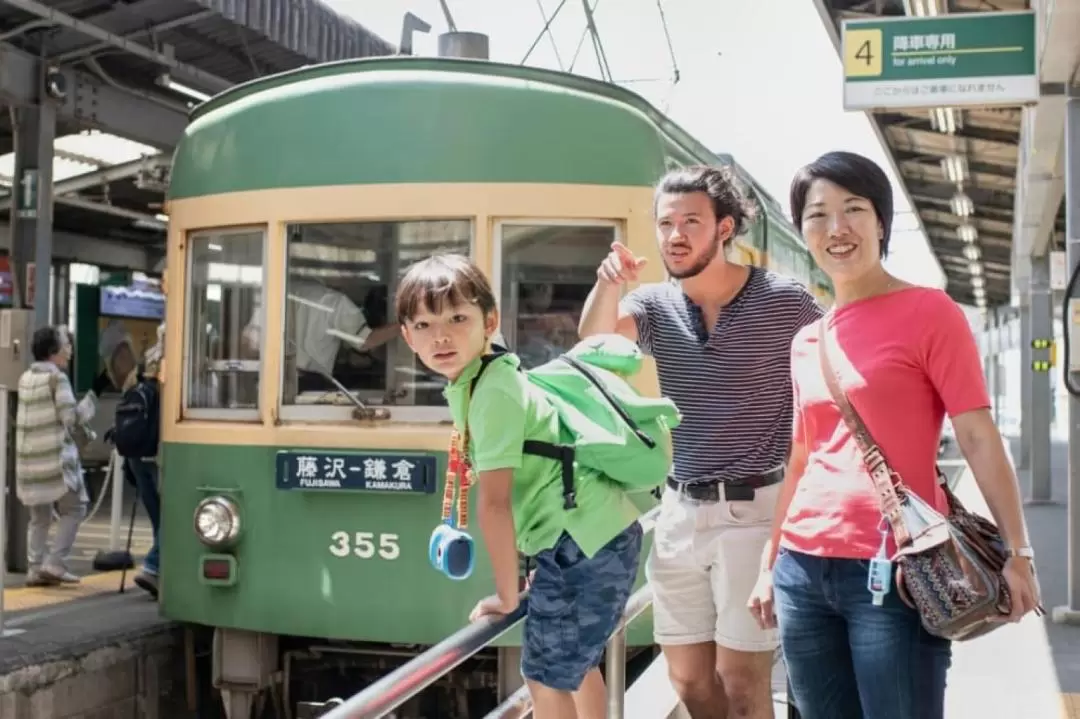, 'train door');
492,220,620,368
